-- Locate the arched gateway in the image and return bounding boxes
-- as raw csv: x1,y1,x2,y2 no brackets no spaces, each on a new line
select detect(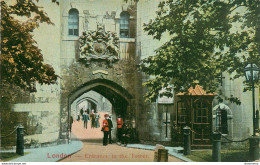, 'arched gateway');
62,79,133,140
59,24,138,140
